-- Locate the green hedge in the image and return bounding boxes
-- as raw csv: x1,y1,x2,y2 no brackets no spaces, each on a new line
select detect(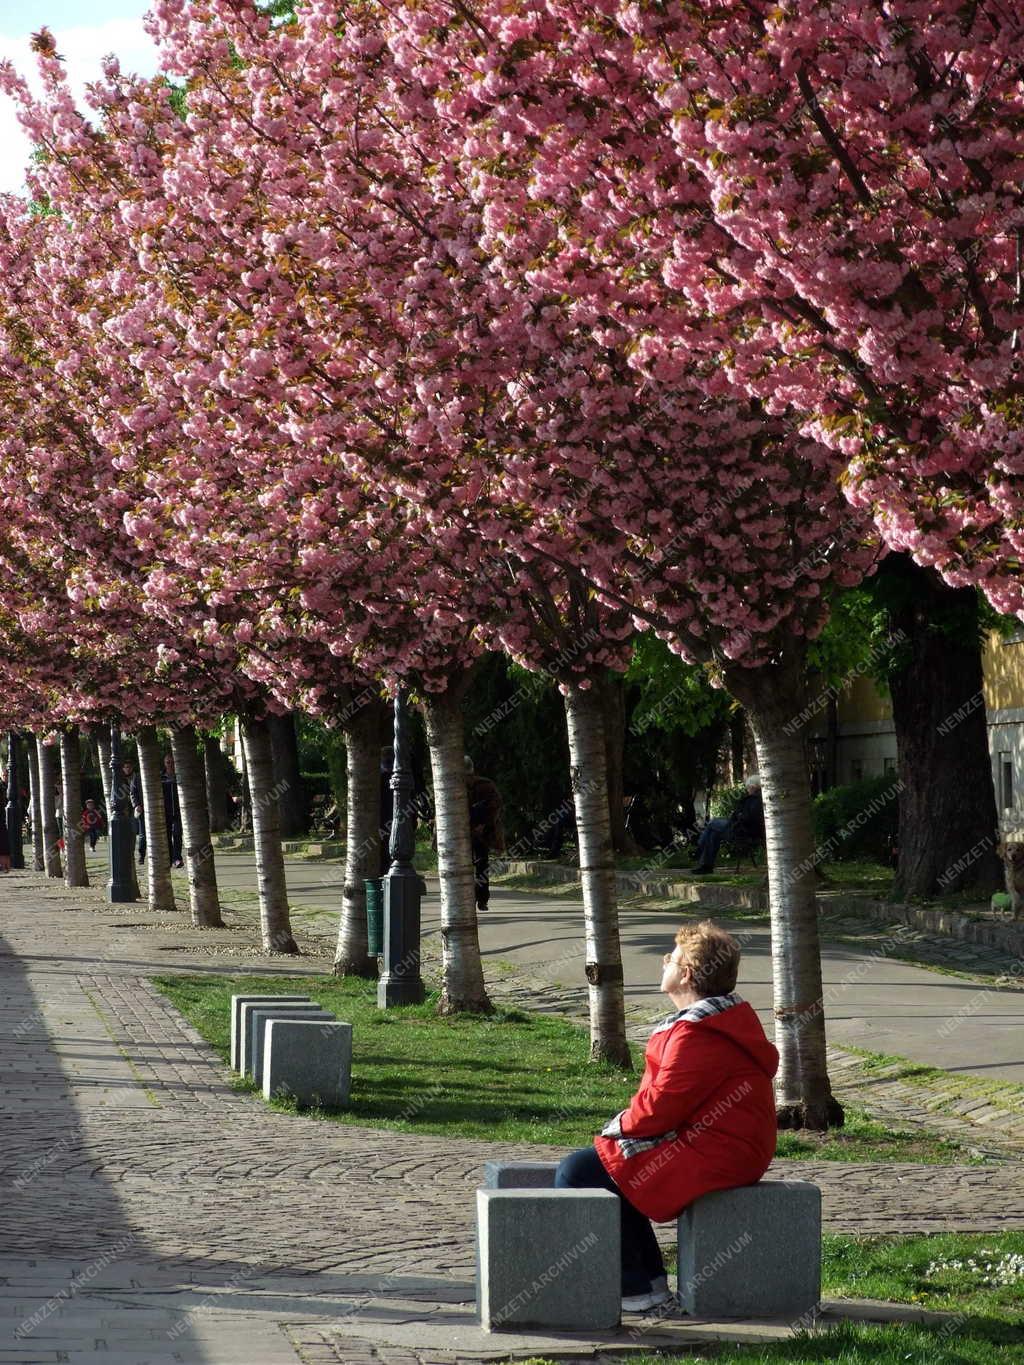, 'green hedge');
812,775,899,861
